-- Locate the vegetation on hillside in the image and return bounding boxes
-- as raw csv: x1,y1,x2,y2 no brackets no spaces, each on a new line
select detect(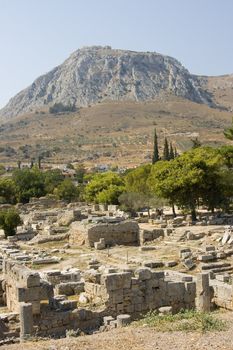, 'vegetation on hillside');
0,143,233,219
49,102,77,114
